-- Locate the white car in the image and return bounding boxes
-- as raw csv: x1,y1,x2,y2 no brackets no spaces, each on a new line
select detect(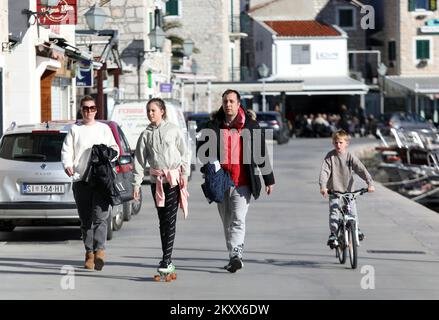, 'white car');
0,120,137,239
